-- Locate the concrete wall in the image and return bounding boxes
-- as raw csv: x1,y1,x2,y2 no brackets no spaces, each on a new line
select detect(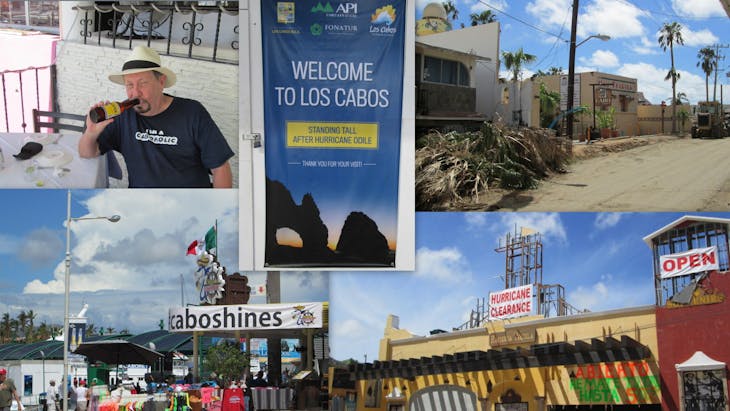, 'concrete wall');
54,41,239,187
416,23,500,119
637,104,692,135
